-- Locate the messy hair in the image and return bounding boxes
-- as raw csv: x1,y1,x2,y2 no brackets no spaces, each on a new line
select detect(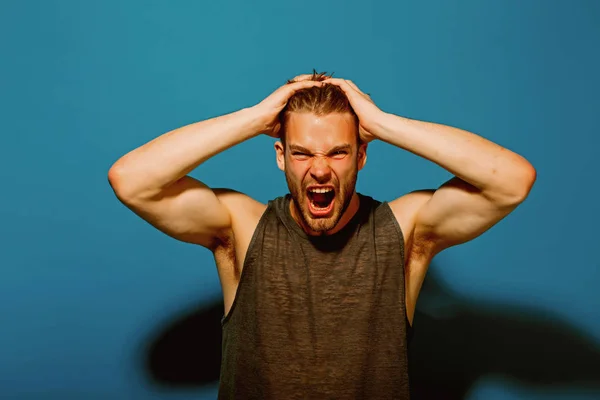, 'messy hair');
279,70,360,148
